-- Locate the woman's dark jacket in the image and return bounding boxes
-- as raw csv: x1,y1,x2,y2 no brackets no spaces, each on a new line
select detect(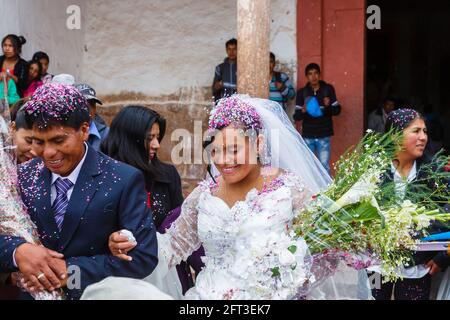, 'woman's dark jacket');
149,162,184,228
381,157,450,269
